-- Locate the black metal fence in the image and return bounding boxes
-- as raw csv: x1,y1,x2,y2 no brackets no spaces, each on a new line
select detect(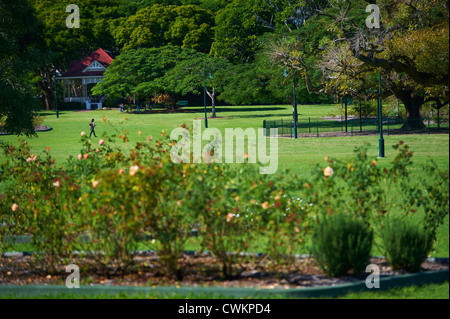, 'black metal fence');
263,117,449,138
